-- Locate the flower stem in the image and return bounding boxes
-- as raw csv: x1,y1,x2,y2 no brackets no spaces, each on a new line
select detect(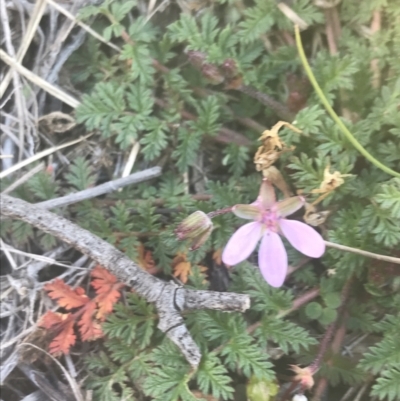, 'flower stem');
294,25,400,178
325,240,400,265
277,286,321,319
207,207,233,218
